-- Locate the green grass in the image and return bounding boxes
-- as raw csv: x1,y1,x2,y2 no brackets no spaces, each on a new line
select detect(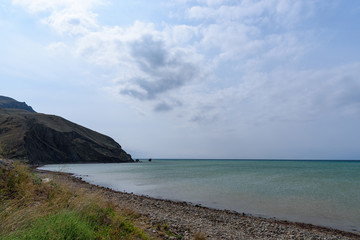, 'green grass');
4,211,96,240
4,209,150,240
0,161,152,240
